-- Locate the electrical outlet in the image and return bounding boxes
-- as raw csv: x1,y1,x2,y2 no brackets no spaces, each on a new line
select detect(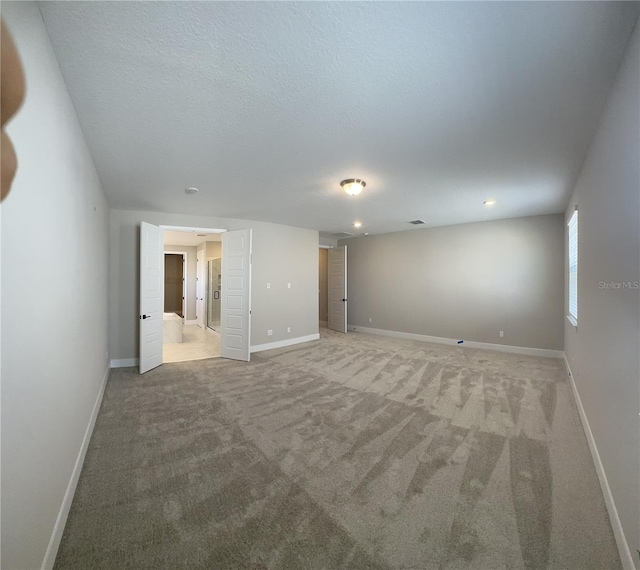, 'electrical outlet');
499,331,504,338
267,329,273,336
287,327,291,333
368,317,372,323
287,283,291,289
